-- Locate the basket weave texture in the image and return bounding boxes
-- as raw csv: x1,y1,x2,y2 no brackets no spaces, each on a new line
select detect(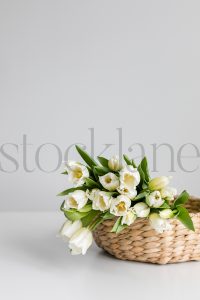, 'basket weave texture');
93,197,200,264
